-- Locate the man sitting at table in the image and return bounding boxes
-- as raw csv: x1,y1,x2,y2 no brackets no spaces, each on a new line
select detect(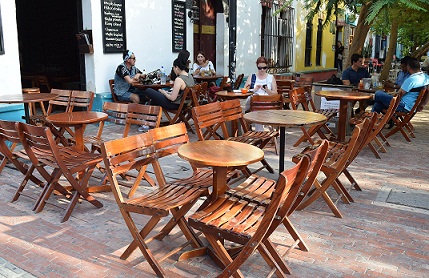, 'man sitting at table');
372,57,429,114
114,50,147,103
383,56,411,91
342,53,371,86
